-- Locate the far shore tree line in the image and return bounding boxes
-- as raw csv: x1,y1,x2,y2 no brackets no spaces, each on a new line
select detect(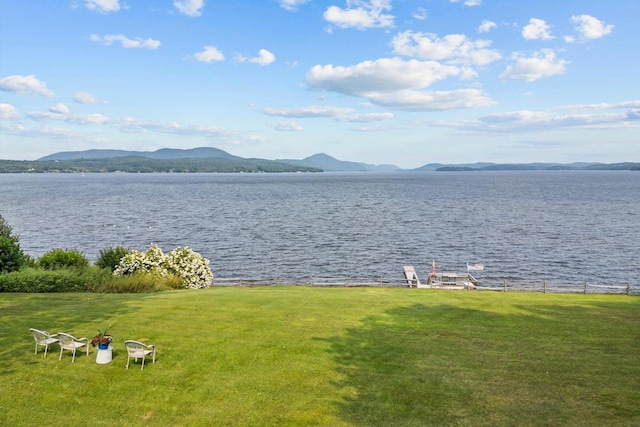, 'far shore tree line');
0,214,213,293
0,157,322,173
